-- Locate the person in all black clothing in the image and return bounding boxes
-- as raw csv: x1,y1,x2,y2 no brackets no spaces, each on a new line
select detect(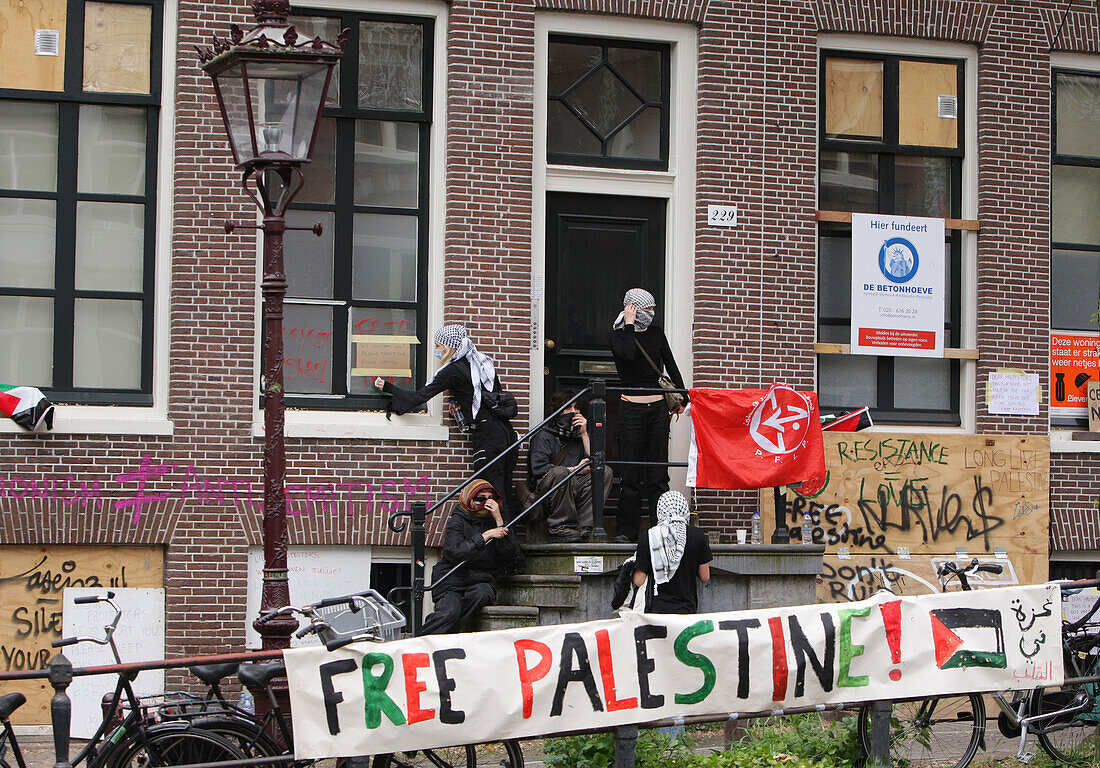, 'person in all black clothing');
528,388,613,543
420,479,525,635
376,324,518,517
632,490,711,614
607,288,688,543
